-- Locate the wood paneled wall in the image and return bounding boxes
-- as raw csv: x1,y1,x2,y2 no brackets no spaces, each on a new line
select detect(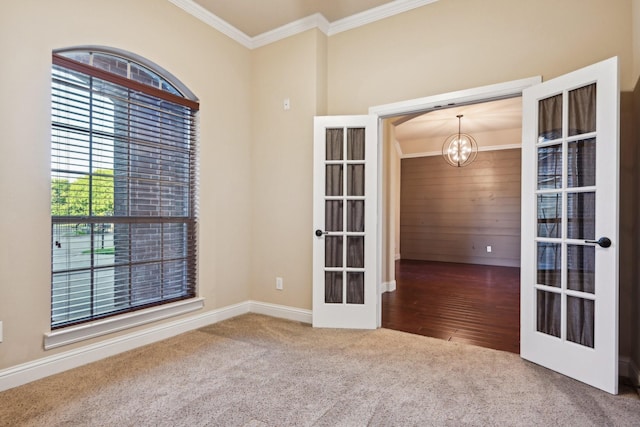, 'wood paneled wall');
400,149,521,267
